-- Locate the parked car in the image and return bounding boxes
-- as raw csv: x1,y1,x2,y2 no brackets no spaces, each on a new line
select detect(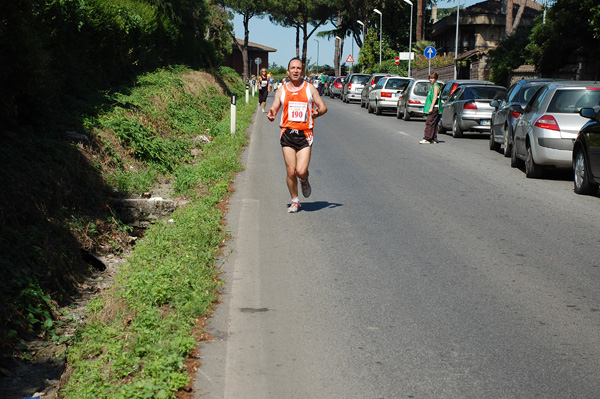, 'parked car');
572,107,600,195
489,79,553,156
342,73,370,103
397,79,443,121
439,79,495,104
360,73,396,108
439,84,506,137
329,76,346,98
510,81,600,178
367,77,413,115
323,76,336,96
